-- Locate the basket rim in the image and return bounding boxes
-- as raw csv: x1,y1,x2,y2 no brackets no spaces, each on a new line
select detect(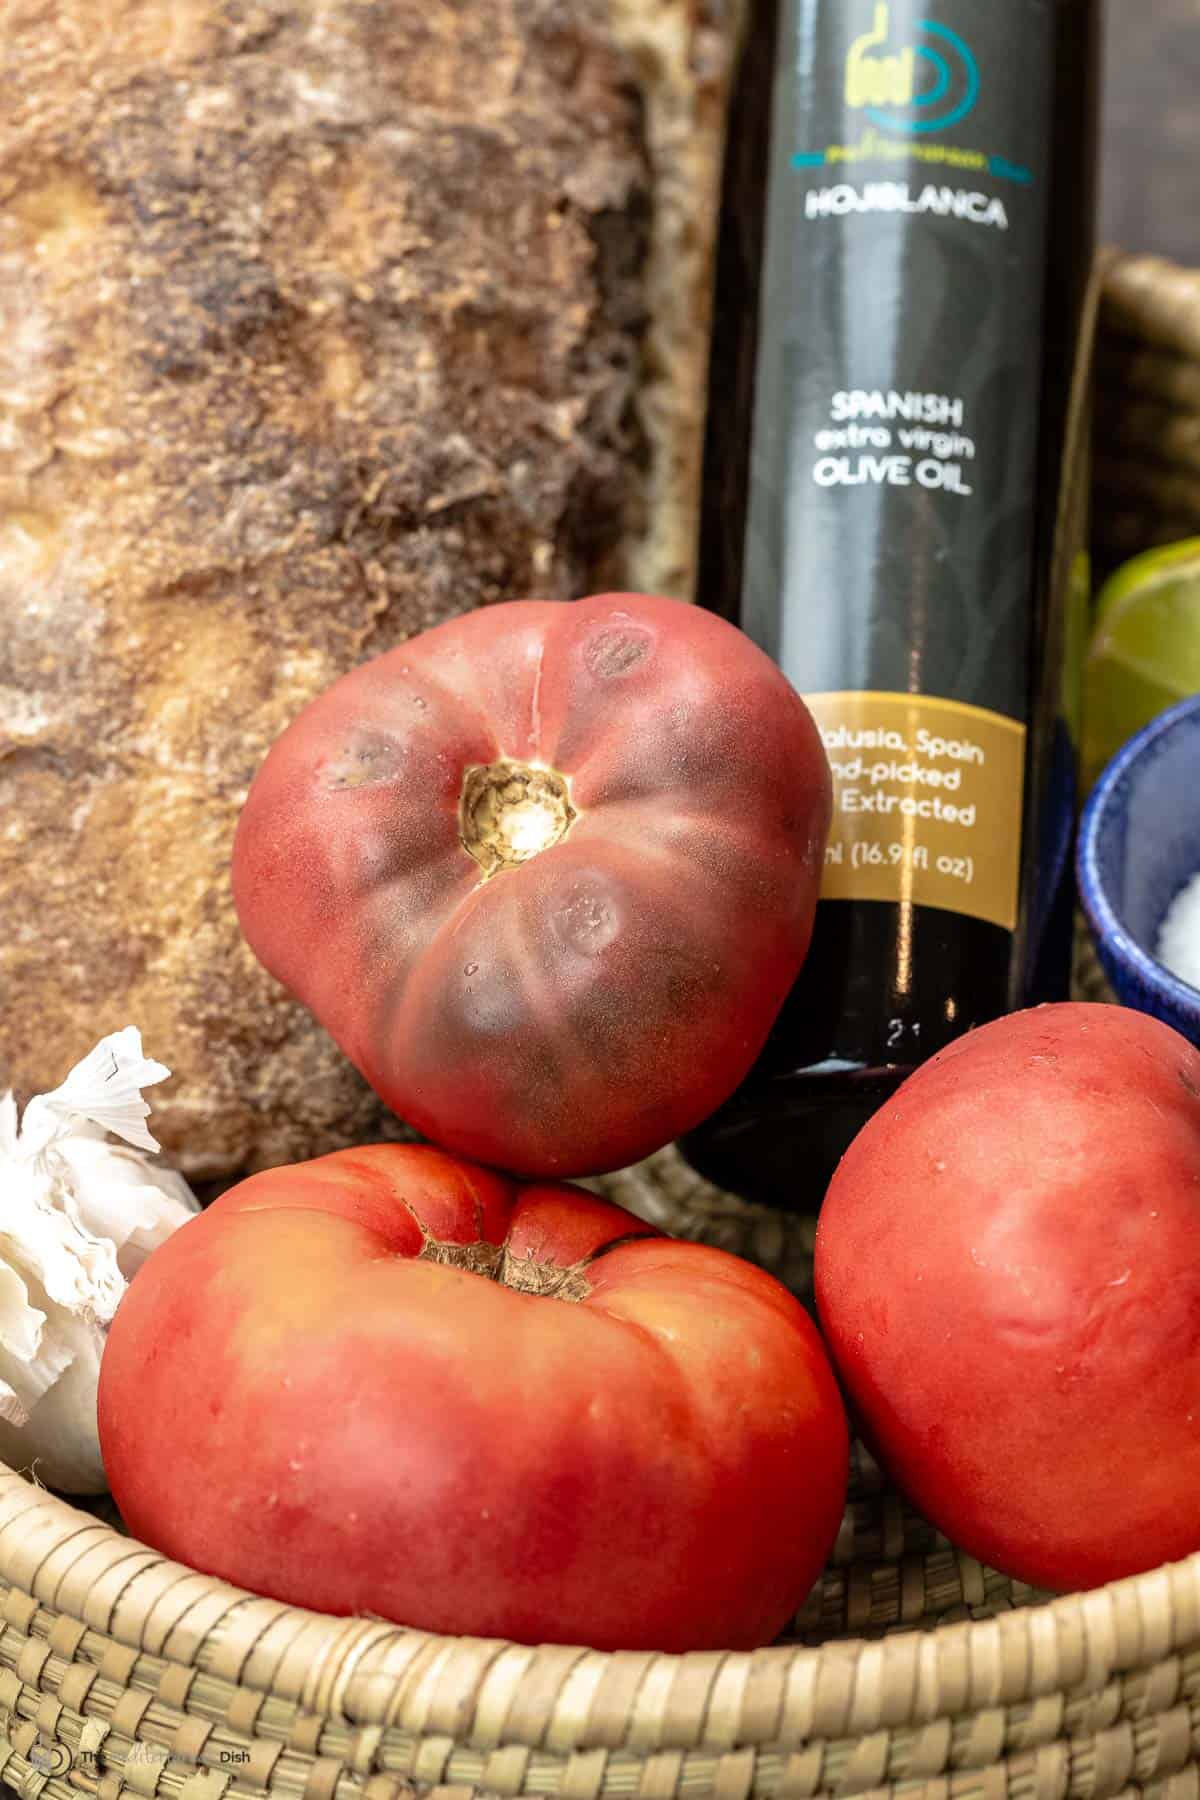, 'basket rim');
4,1463,1200,1746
